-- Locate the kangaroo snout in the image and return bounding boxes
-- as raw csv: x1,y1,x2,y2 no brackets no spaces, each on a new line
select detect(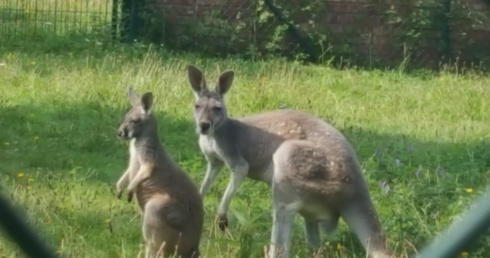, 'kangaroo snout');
199,121,211,133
